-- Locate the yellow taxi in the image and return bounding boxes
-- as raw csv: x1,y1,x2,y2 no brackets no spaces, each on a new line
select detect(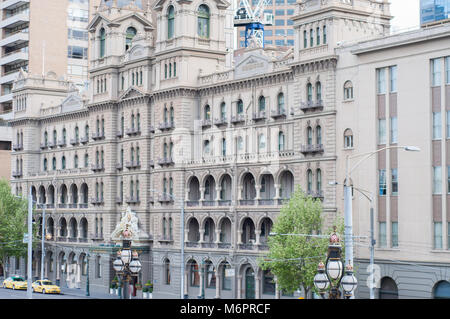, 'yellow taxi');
2,276,27,290
31,280,61,294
